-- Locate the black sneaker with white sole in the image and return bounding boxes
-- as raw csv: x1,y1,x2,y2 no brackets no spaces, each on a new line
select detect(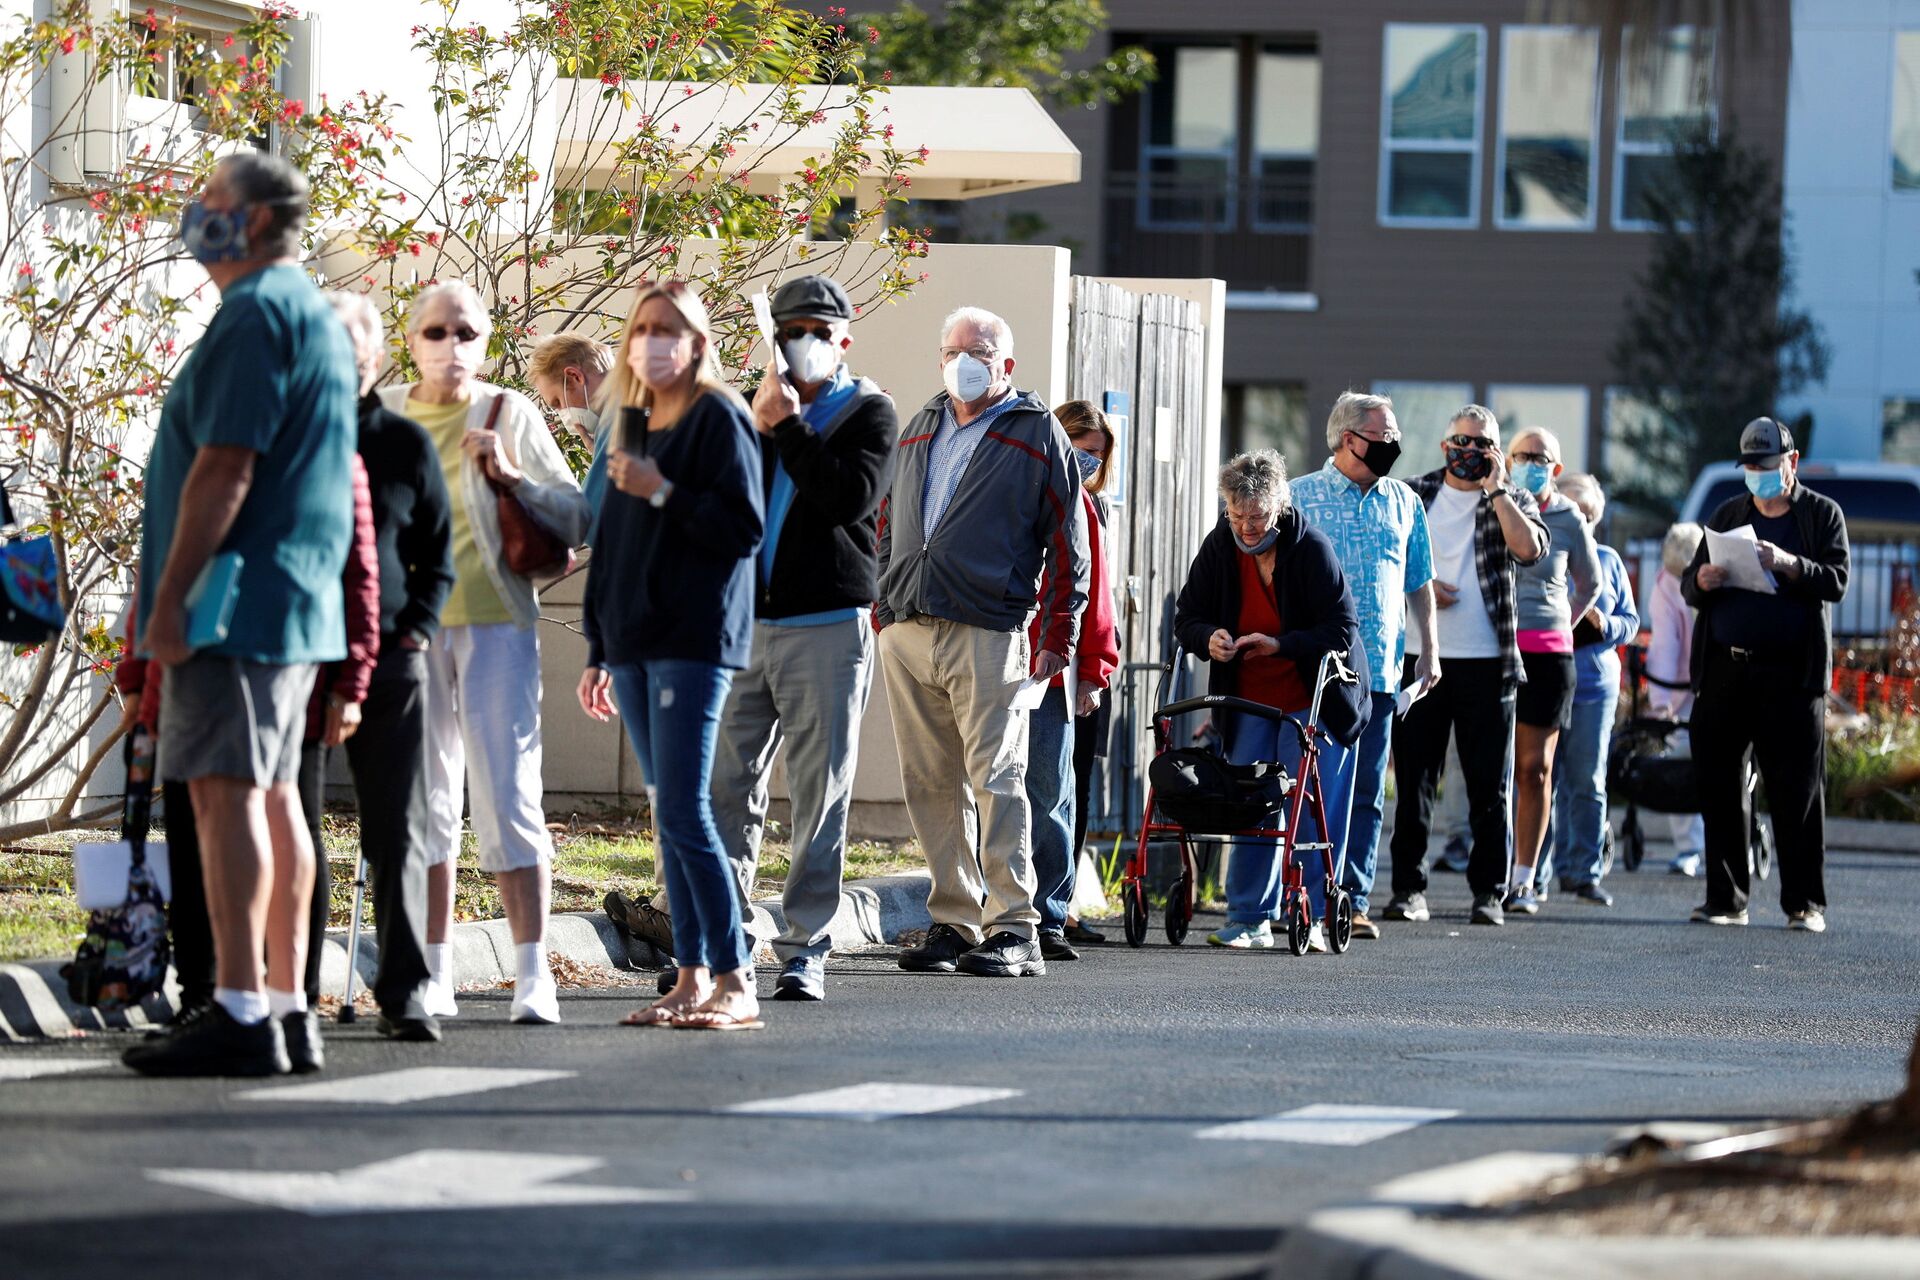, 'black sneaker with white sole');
898,923,973,973
122,1004,291,1077
955,931,1047,977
